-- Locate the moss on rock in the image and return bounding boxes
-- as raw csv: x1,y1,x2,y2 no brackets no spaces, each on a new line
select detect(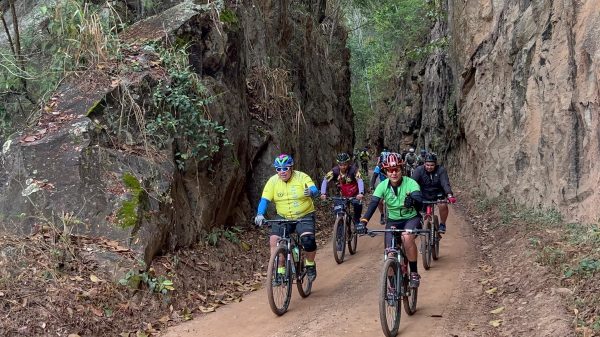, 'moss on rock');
117,173,142,229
